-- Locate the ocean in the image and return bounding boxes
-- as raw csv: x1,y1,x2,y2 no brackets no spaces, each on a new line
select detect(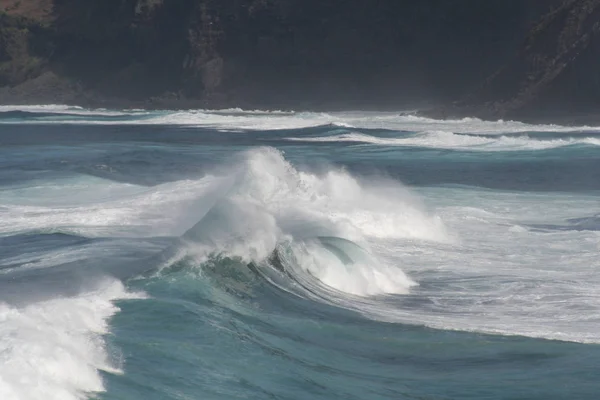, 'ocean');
0,105,599,400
